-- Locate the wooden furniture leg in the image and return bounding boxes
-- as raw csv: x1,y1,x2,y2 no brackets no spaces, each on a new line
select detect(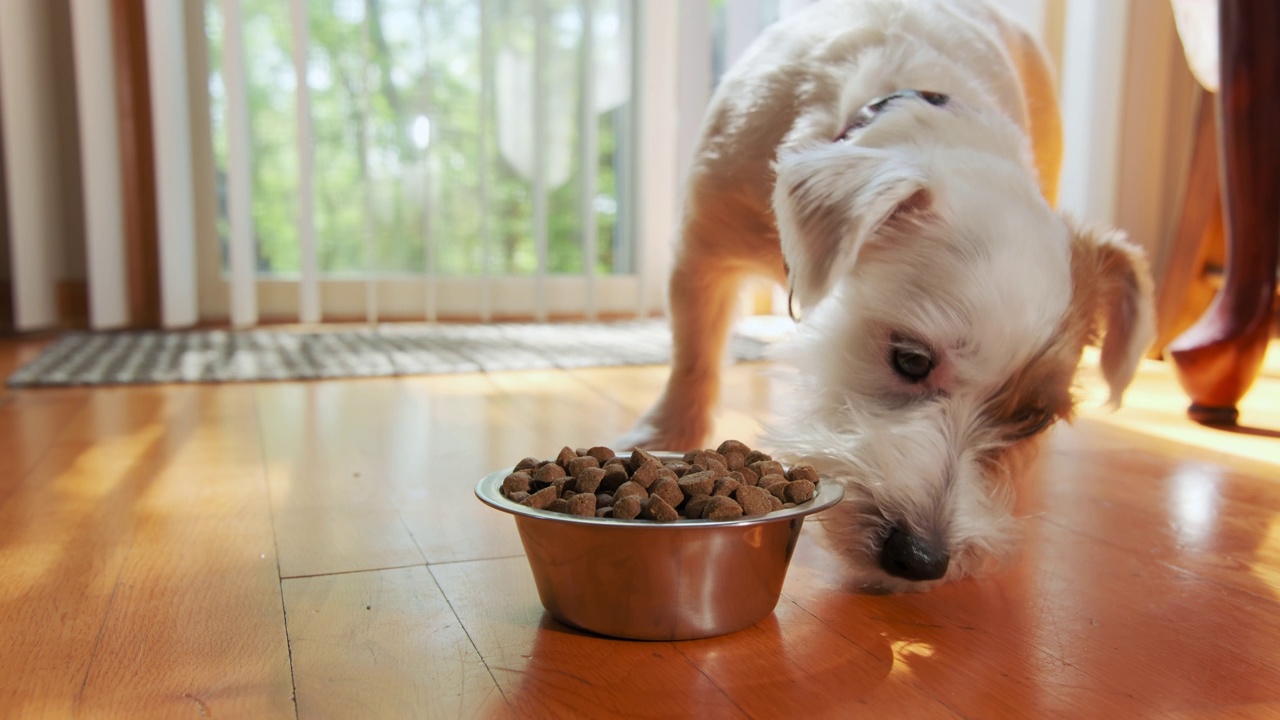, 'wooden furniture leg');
1168,0,1280,426
1151,90,1222,359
